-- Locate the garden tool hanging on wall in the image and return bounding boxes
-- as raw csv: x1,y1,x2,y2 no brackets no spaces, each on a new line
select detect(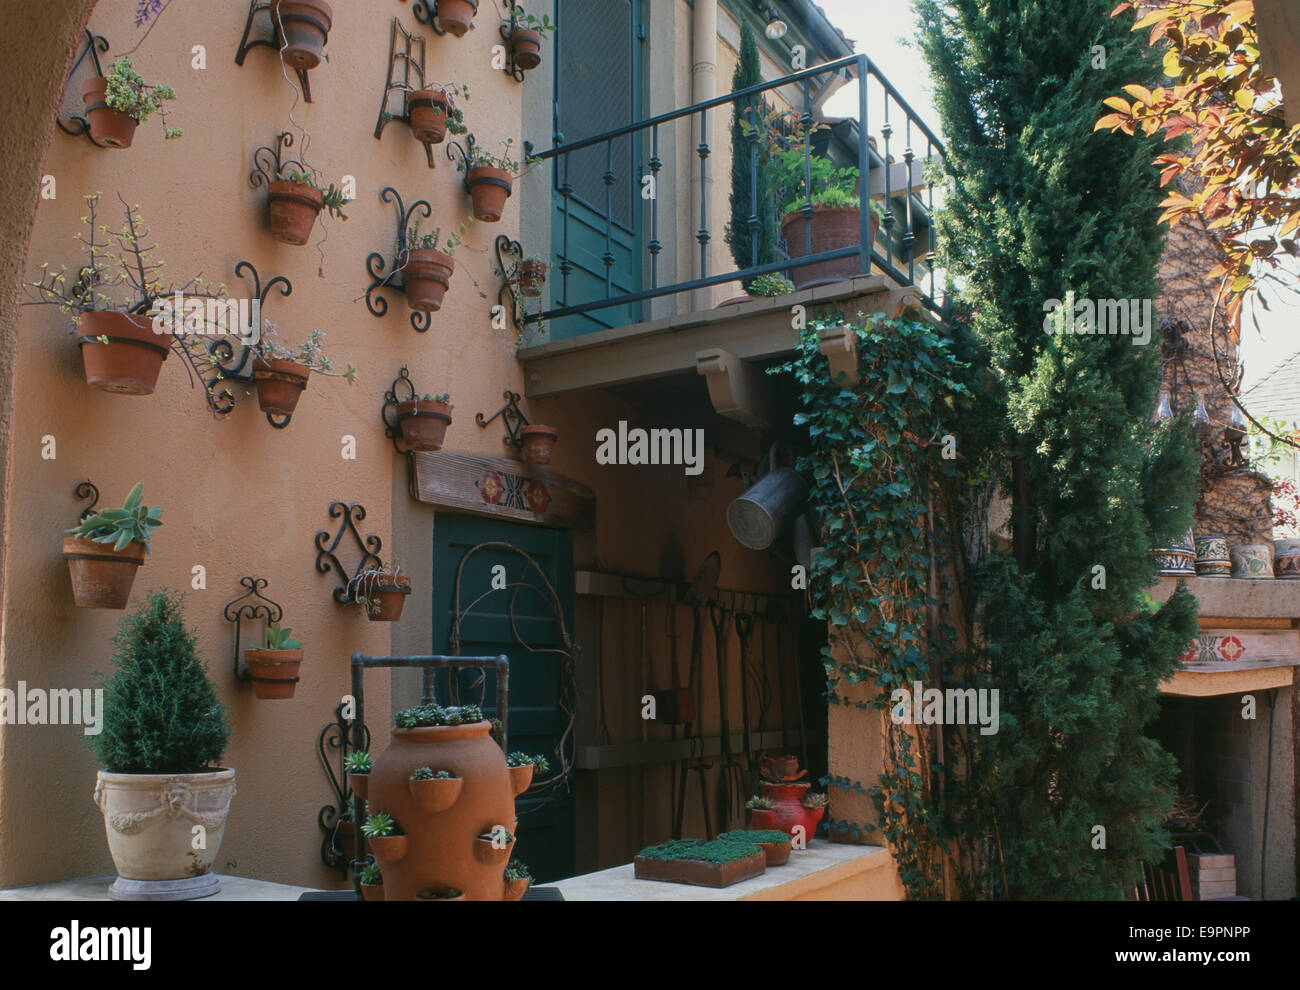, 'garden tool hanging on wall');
726,443,808,551
676,551,719,839
711,600,746,832
651,597,694,726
